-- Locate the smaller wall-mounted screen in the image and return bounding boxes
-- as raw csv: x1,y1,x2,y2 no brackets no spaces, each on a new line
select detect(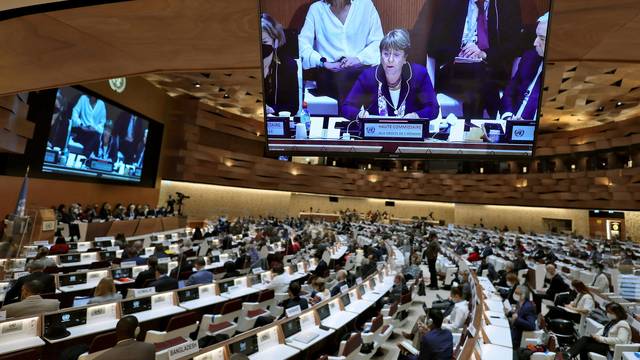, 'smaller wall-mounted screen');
43,87,151,182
